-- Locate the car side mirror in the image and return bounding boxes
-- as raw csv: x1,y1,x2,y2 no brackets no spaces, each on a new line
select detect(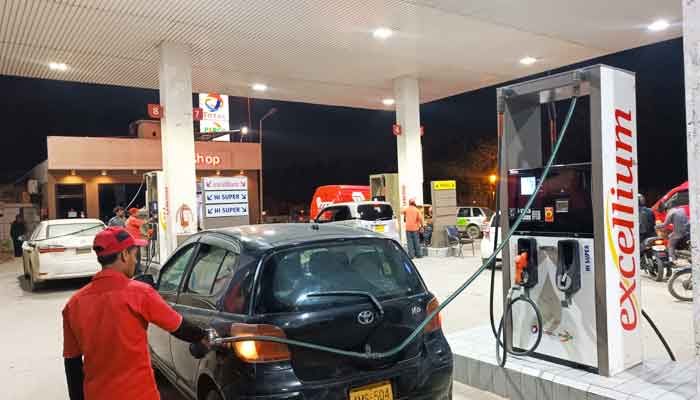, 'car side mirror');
133,274,156,288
